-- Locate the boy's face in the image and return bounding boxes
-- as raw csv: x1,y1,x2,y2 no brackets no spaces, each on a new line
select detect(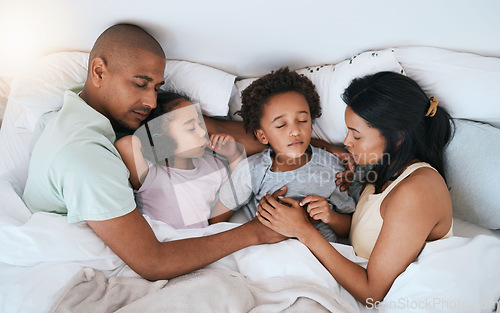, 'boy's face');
254,91,312,161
